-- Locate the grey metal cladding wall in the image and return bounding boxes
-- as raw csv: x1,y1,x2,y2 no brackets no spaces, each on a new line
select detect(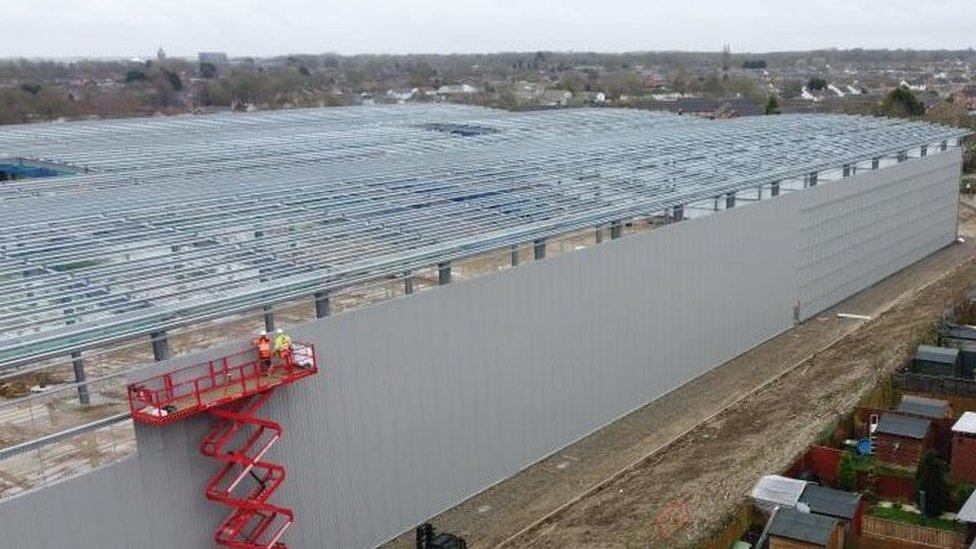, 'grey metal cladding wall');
264,196,798,548
795,149,961,319
0,152,960,548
